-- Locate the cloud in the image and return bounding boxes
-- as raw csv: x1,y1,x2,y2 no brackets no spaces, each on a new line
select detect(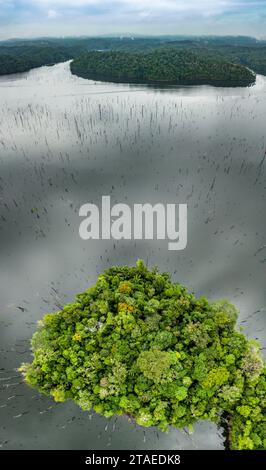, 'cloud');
0,0,266,38
47,9,58,18
3,1,266,17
